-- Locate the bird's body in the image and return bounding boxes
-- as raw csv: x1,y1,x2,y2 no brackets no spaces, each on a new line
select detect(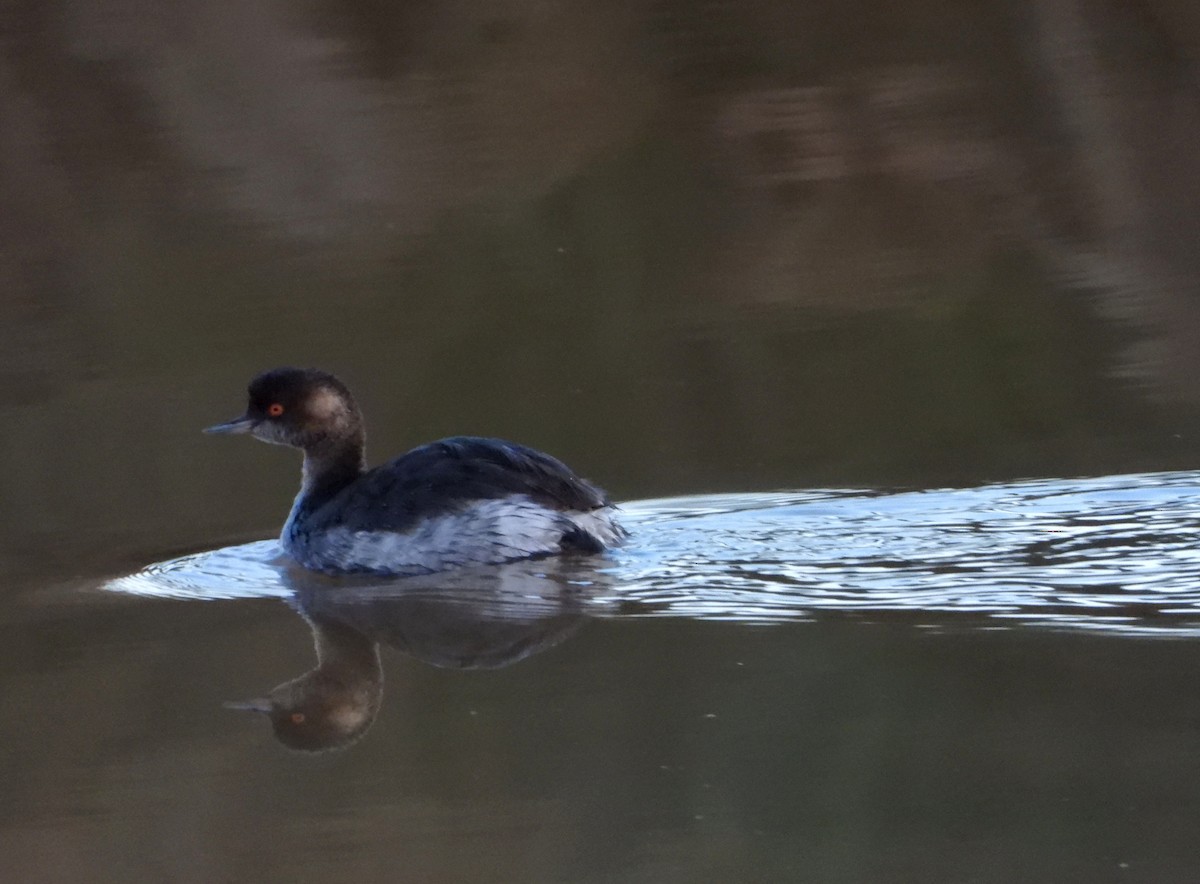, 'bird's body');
207,368,625,577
